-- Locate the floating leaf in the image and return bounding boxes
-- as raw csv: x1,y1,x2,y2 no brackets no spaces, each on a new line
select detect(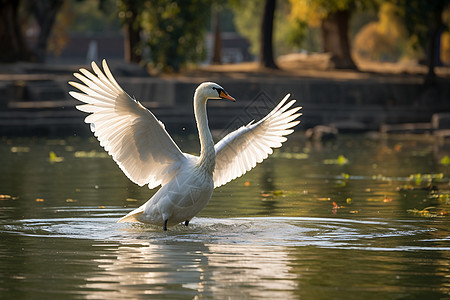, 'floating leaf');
10,146,30,153
440,156,450,166
273,190,283,196
324,155,348,165
74,150,108,158
407,206,447,218
316,197,331,201
244,181,251,187
408,173,444,184
35,198,45,202
273,152,309,160
49,151,64,163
